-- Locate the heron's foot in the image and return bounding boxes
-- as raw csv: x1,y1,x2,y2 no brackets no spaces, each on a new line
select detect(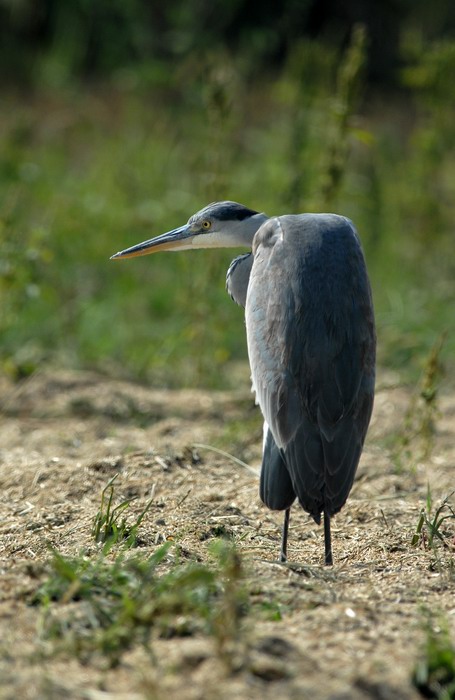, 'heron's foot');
325,550,333,566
